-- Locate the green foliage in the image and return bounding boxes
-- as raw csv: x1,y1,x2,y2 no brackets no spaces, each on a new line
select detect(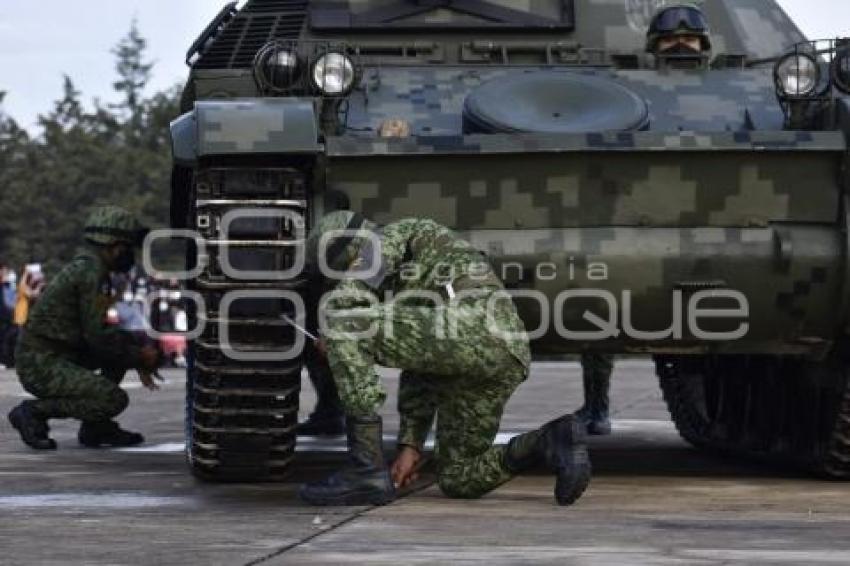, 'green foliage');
113,20,154,117
0,25,181,273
